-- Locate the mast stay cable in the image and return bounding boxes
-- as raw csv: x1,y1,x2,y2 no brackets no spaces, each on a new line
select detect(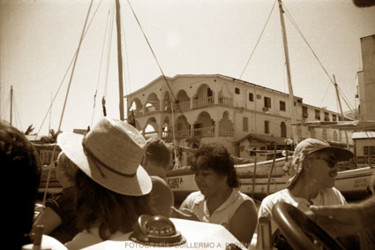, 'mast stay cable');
91,7,113,125
283,4,355,113
239,0,277,79
42,0,95,205
35,0,105,139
